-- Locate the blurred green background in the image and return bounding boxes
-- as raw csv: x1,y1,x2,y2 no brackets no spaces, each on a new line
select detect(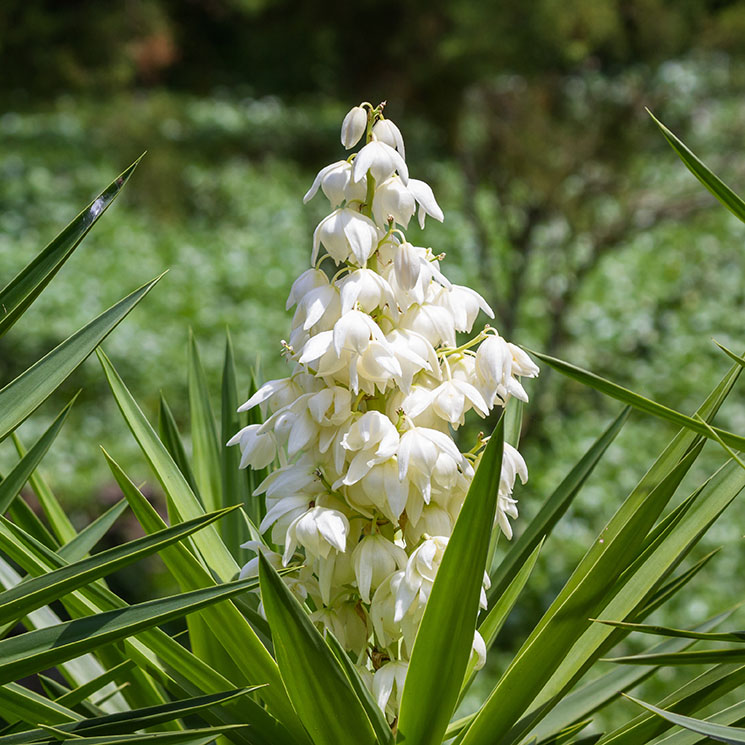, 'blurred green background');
3,0,745,727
